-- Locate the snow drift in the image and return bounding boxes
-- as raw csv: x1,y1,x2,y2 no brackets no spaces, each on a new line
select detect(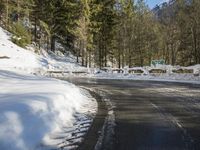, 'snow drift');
0,70,93,150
